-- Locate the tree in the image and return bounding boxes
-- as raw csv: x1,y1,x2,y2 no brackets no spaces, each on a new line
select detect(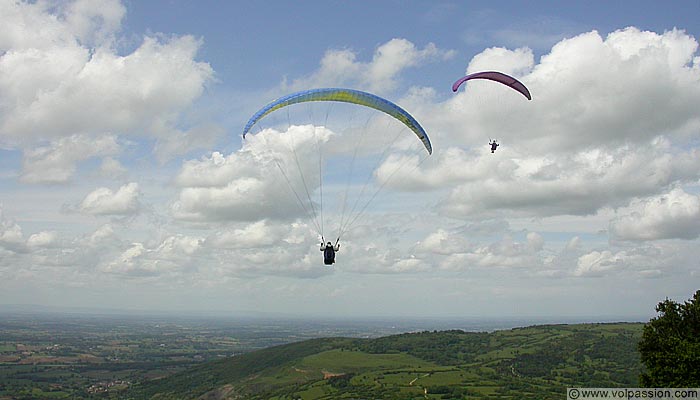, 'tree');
638,290,700,387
